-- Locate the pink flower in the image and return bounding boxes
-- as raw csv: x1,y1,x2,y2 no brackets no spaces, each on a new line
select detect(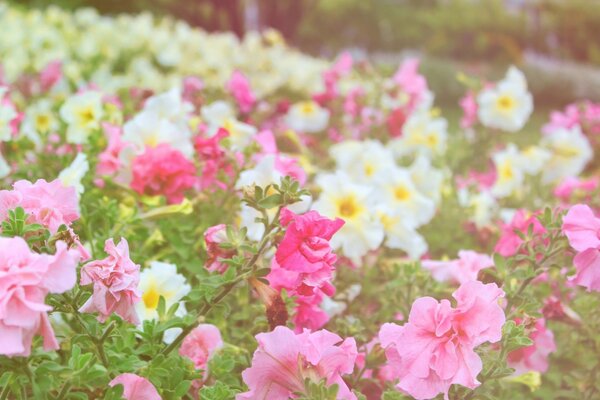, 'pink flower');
0,237,80,357
131,144,197,204
39,61,62,92
379,281,505,400
271,208,344,297
204,224,235,273
393,58,429,110
79,238,141,324
195,128,235,191
422,250,494,285
109,374,161,400
237,326,357,400
227,71,256,113
292,291,330,332
553,177,599,203
0,179,79,233
459,91,478,129
507,318,556,375
562,204,600,291
495,210,546,257
179,324,223,372
97,123,127,177
182,76,204,103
